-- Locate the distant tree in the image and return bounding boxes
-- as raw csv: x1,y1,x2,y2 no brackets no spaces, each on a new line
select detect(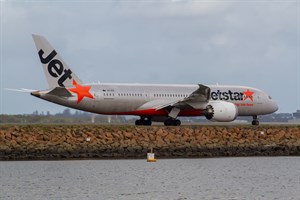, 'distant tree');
74,111,80,116
62,109,72,117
